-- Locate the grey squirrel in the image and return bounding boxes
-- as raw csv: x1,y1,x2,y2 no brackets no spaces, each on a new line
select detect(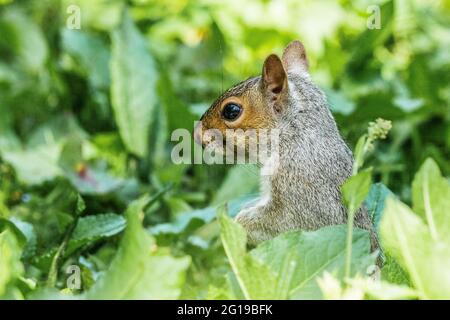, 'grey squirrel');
194,40,379,254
